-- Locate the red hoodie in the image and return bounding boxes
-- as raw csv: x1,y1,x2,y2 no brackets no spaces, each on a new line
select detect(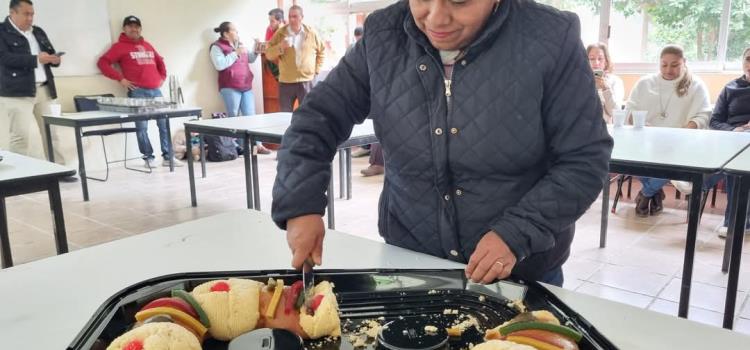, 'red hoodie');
97,33,167,89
